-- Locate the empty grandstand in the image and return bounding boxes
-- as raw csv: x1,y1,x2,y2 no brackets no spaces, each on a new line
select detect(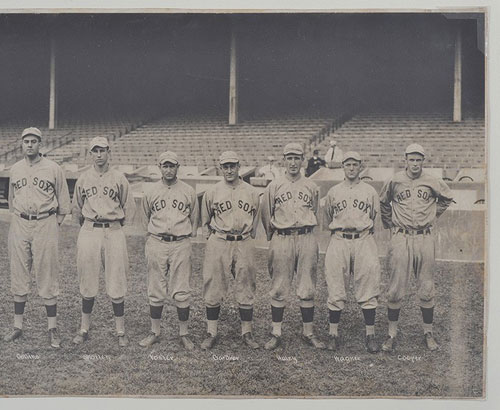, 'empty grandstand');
0,114,149,167
0,13,486,201
42,115,339,170
312,112,485,174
